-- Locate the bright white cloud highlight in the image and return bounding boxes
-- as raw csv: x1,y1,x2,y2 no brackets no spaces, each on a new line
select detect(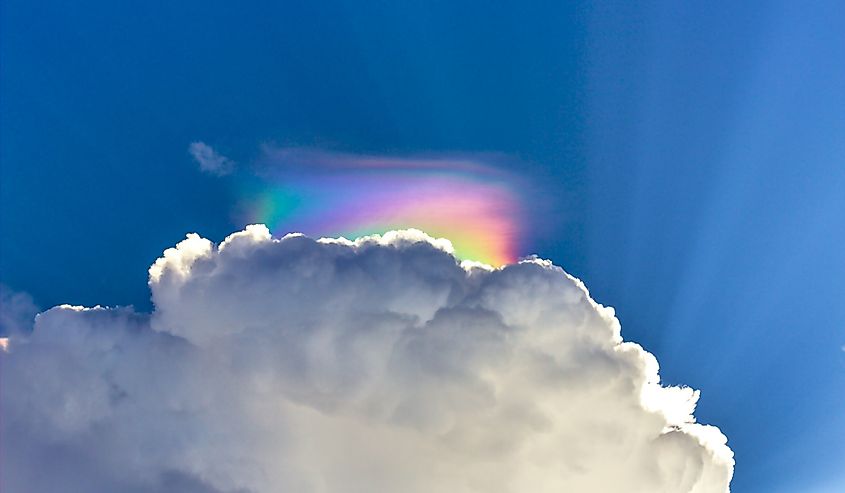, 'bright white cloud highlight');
188,141,235,176
0,226,734,492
